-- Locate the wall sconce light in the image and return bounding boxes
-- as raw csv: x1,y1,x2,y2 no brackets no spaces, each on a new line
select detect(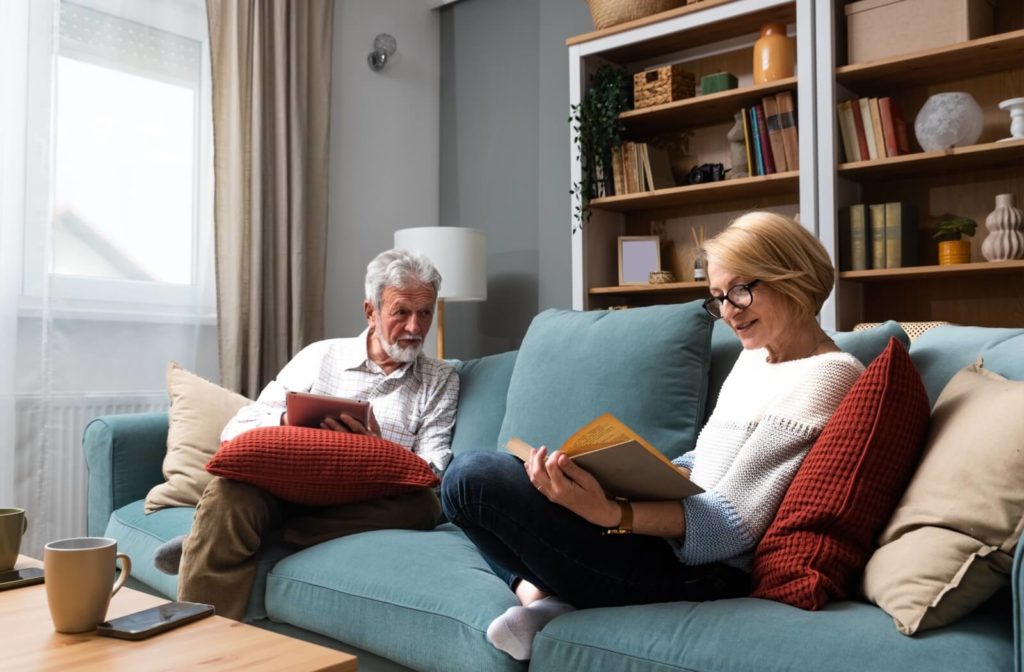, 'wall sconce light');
367,33,397,72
